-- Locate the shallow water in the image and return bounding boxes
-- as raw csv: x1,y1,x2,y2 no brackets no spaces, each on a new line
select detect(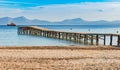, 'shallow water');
0,25,120,46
